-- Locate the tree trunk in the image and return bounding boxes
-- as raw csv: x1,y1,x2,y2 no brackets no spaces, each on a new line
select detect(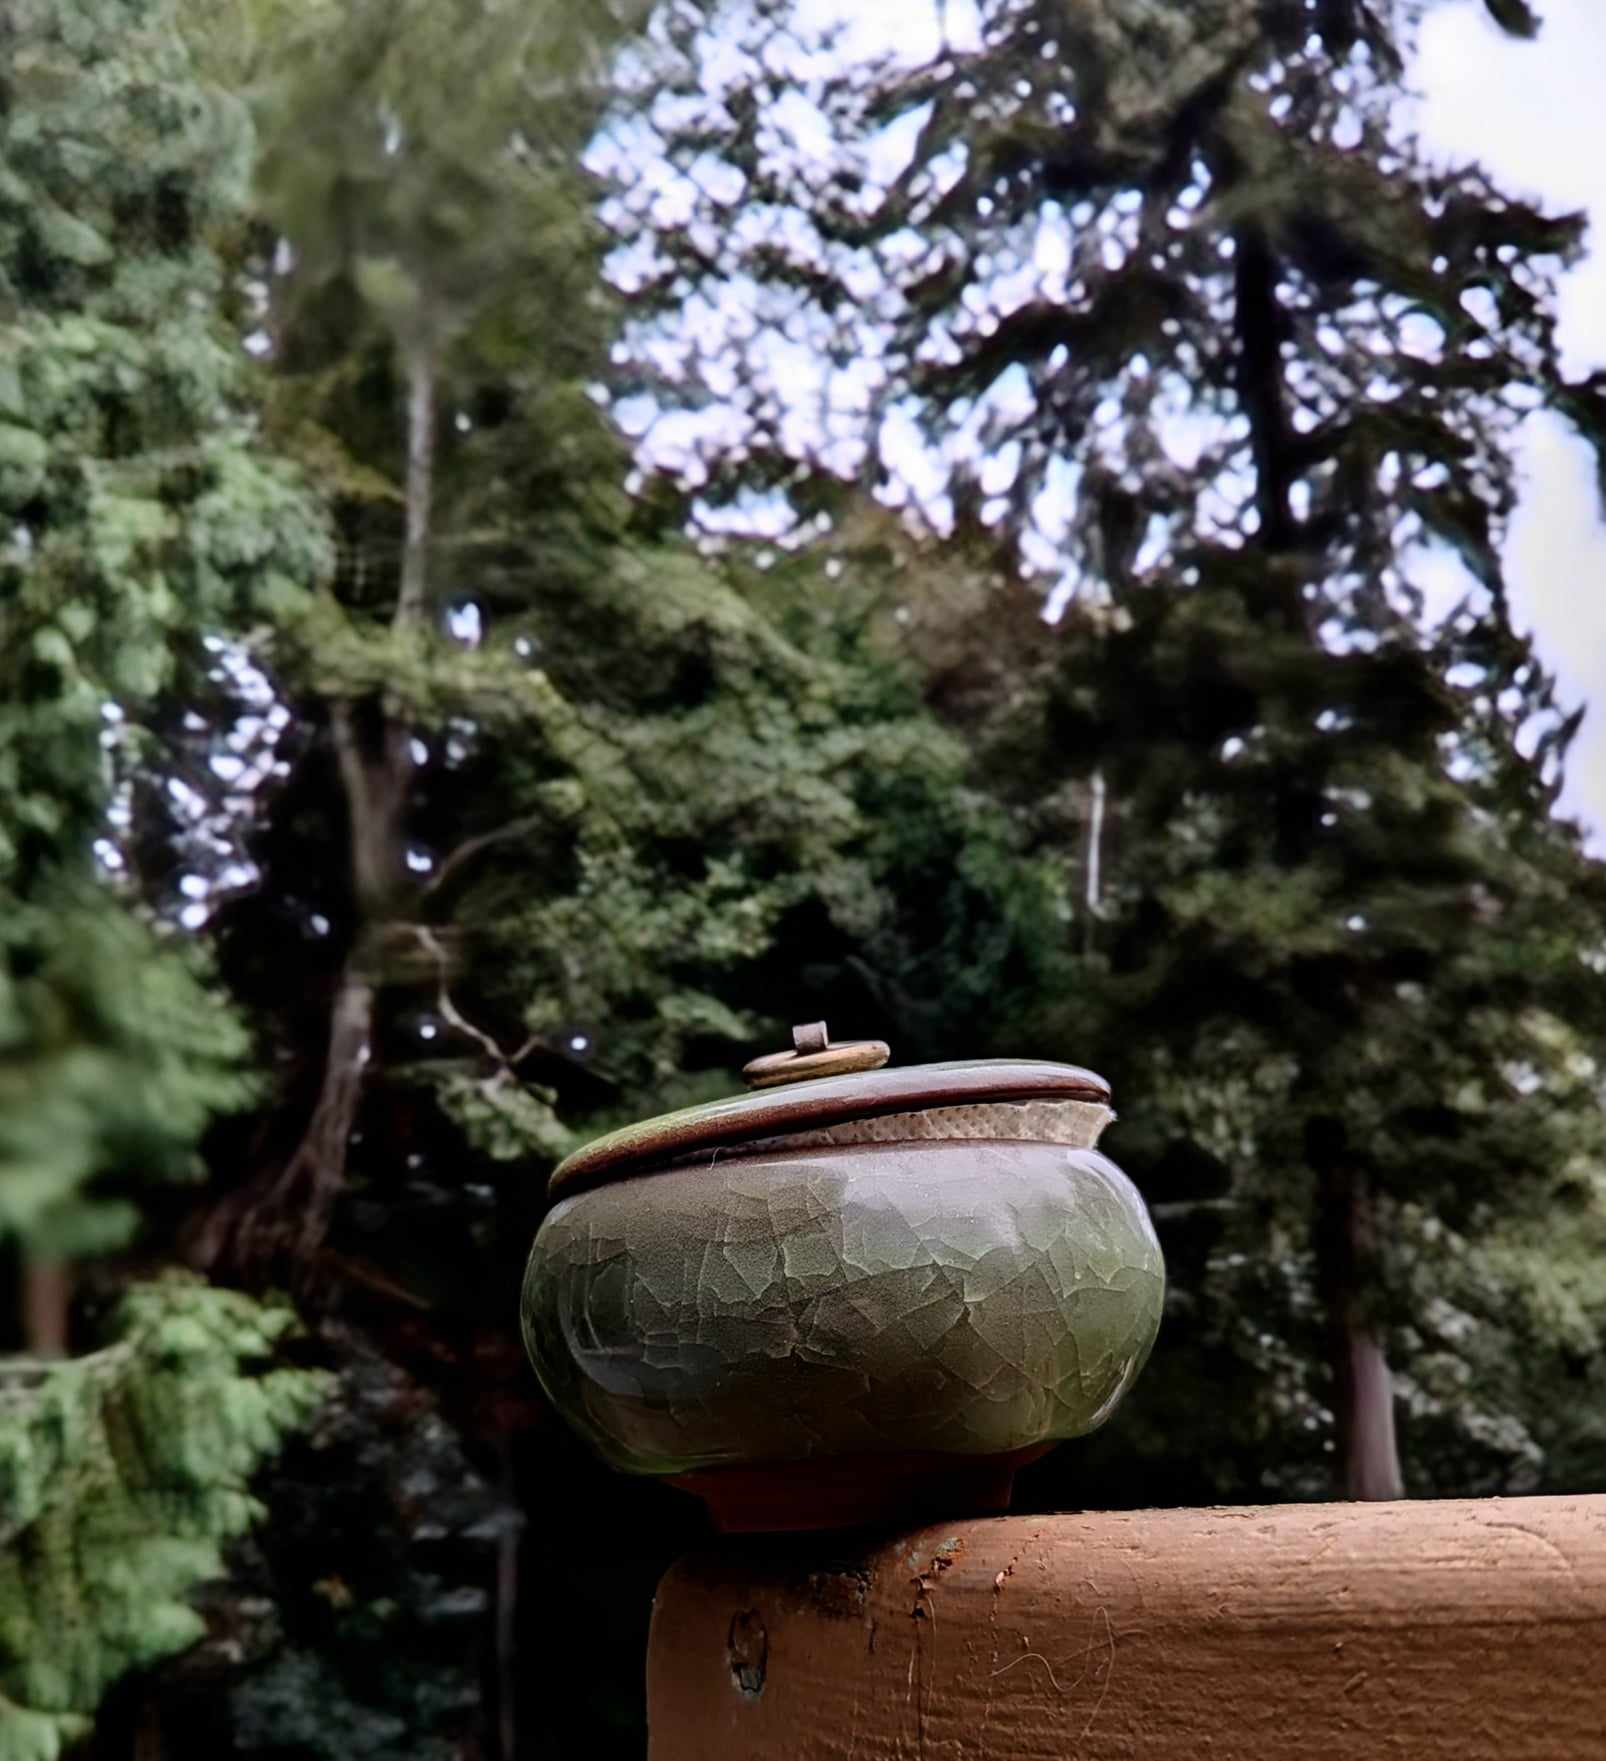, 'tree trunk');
189,962,376,1277
1229,217,1311,644
278,965,378,1256
1316,1162,1404,1501
394,340,437,632
20,1256,70,1356
495,1436,519,1761
330,700,409,920
1338,1320,1404,1501
1231,215,1399,1496
194,344,437,1280
1233,221,1294,555
1082,767,1107,953
133,1692,164,1761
